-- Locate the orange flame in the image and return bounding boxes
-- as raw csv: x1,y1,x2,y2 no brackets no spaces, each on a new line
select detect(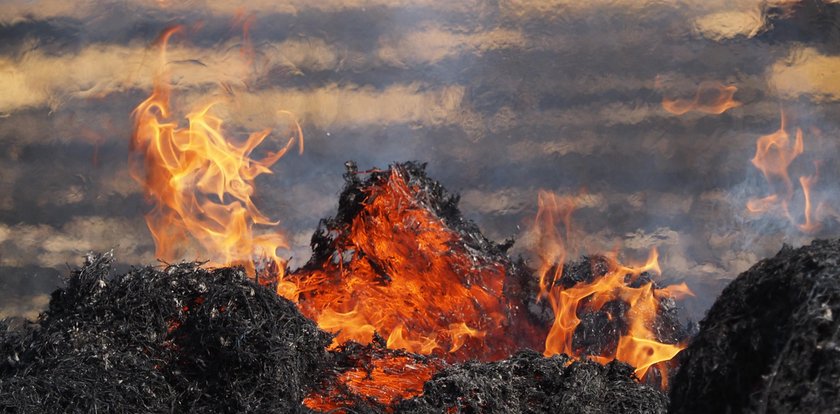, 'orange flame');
536,192,690,388
798,162,821,233
288,168,515,360
749,110,803,203
747,110,822,234
534,191,575,299
128,27,698,410
130,26,303,275
661,81,741,115
303,354,442,410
